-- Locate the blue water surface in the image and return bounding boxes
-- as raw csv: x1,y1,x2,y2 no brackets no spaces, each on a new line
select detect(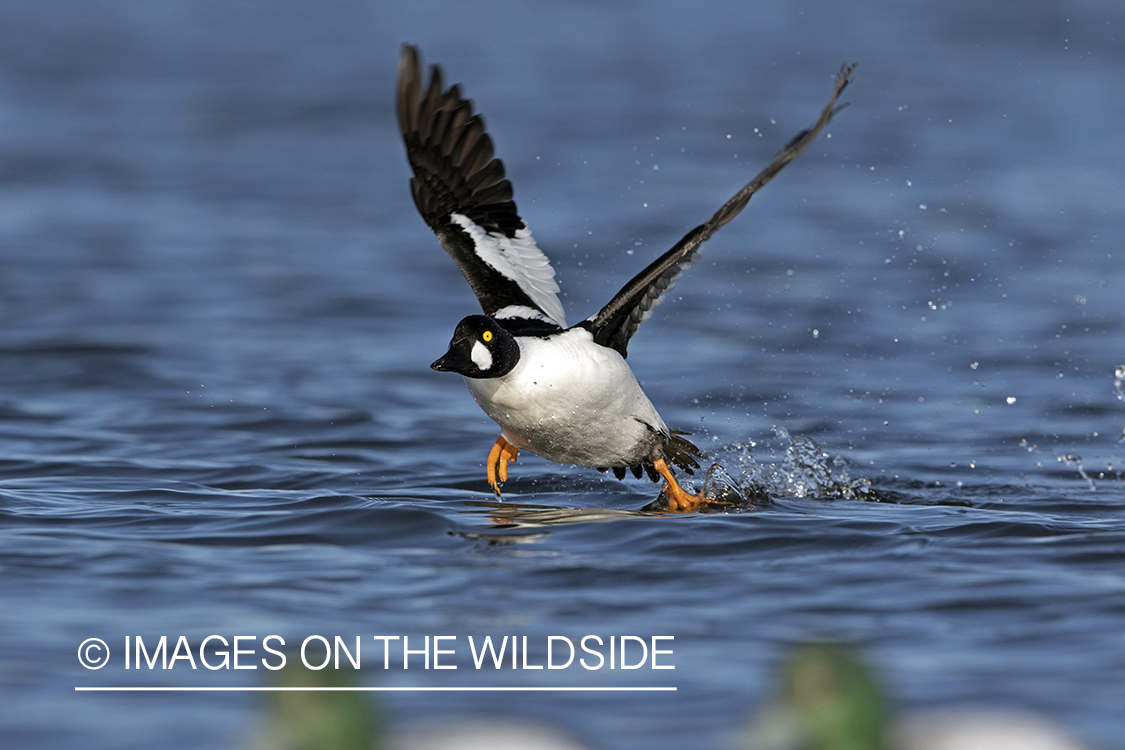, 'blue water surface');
2,1,1124,748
